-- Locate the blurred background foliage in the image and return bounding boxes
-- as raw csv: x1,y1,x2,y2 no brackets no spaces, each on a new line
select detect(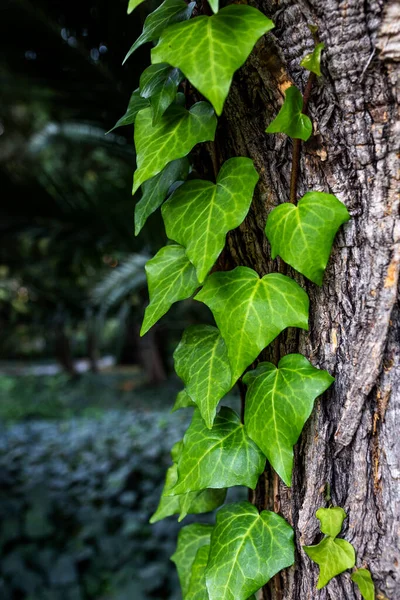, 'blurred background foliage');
0,0,227,598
